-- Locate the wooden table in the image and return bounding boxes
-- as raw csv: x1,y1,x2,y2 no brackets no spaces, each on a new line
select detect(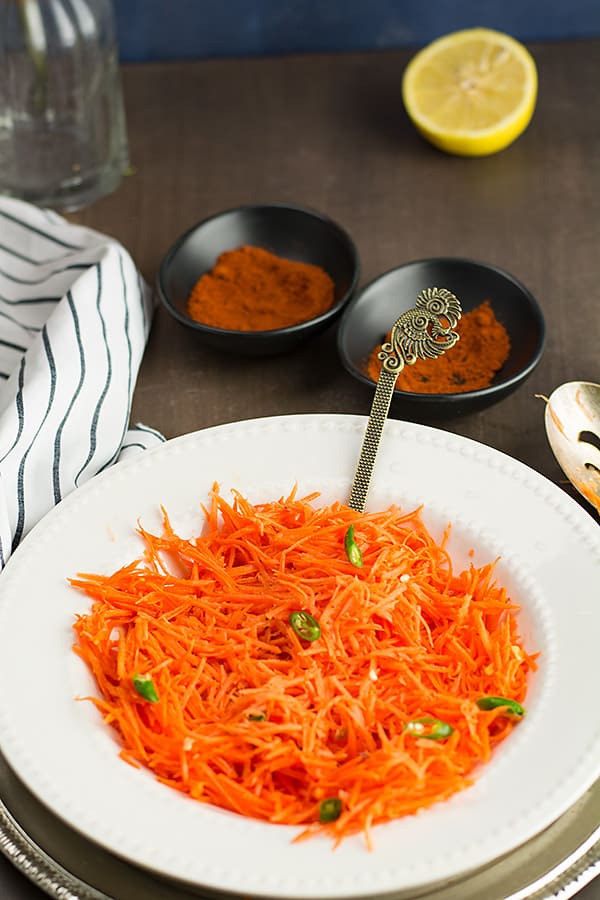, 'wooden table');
1,39,599,899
